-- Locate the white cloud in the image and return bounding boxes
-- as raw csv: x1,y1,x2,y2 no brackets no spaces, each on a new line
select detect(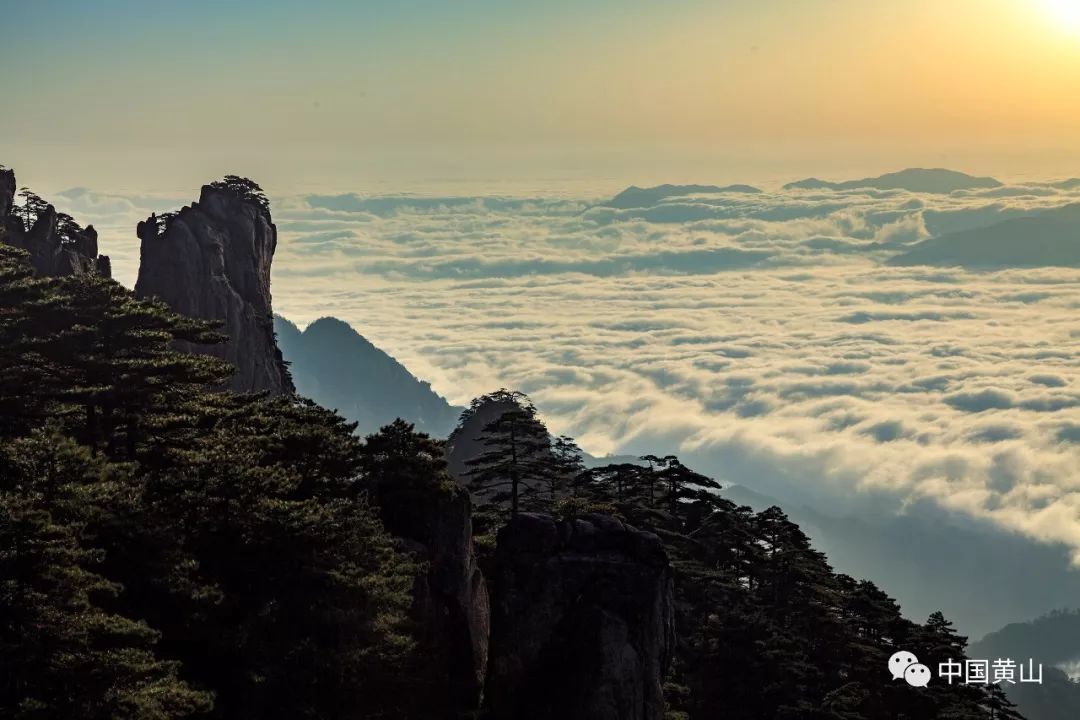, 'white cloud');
71,181,1080,572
